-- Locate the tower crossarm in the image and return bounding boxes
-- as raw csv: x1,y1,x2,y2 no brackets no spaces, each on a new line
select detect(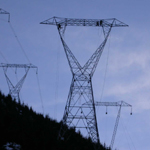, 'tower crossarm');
40,17,128,28
94,101,132,107
0,63,38,74
0,8,10,15
40,17,128,38
0,8,10,22
0,63,37,69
